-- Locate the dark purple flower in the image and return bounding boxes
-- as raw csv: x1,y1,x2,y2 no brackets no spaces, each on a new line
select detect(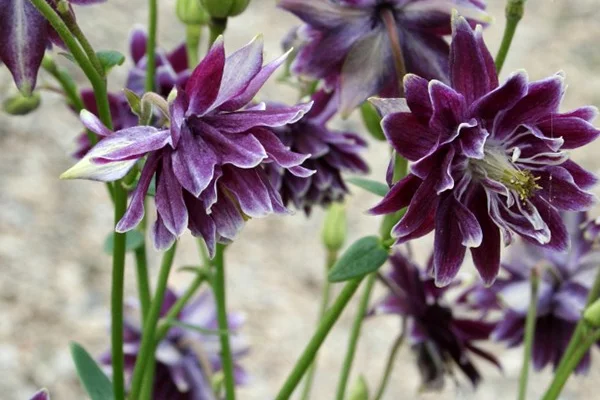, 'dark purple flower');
28,389,49,400
265,90,368,214
479,212,600,374
126,27,190,98
372,252,500,390
278,0,490,115
61,36,313,255
0,0,104,95
370,15,600,286
101,288,249,399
